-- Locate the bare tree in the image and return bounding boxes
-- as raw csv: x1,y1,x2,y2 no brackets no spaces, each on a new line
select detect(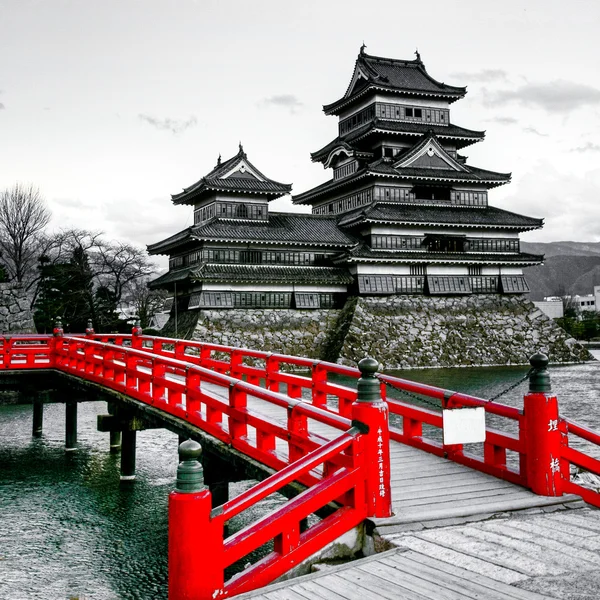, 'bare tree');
0,183,51,283
124,278,167,329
